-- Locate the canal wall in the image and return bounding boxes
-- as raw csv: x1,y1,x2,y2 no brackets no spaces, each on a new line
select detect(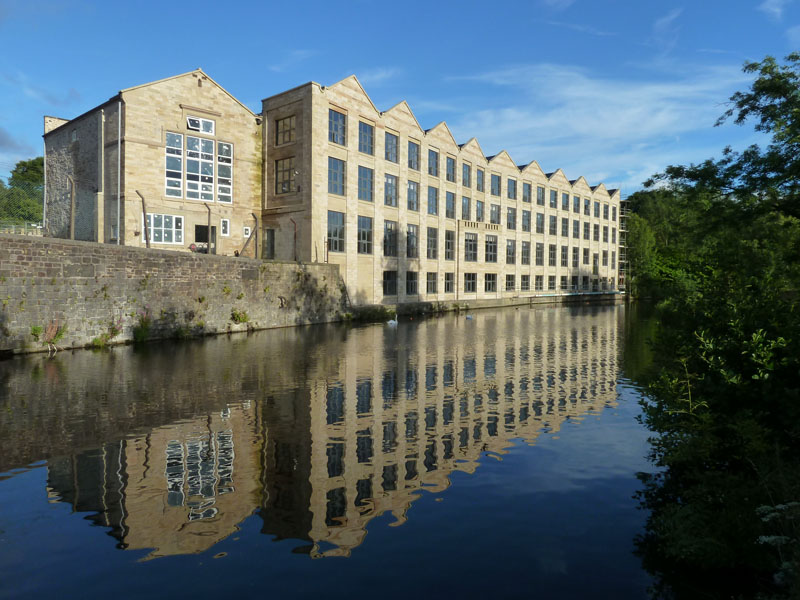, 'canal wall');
0,234,346,356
